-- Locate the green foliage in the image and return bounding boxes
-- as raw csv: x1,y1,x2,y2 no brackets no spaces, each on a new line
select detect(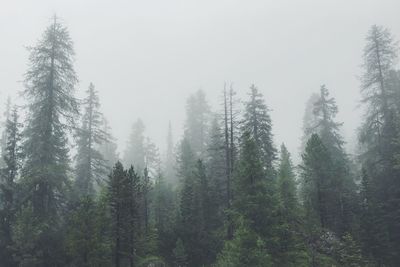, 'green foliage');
65,196,112,266
173,238,188,267
75,83,109,196
19,16,78,265
241,84,276,172
338,233,364,267
215,218,272,267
